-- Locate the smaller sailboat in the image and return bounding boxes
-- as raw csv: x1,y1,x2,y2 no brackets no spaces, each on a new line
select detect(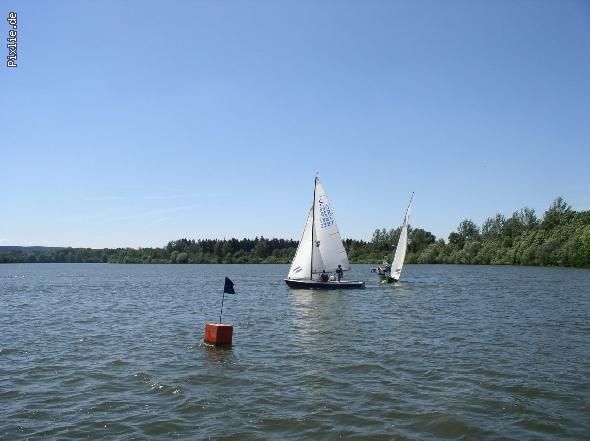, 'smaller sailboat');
379,193,413,284
285,176,365,289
